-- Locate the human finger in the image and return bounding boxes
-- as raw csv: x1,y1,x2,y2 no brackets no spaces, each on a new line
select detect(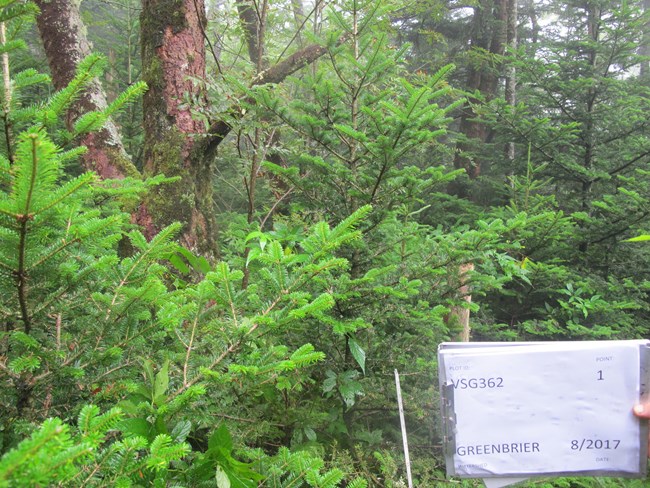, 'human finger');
633,404,650,419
